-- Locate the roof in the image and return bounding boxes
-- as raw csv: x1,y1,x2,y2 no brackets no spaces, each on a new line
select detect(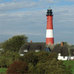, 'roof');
19,42,46,53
